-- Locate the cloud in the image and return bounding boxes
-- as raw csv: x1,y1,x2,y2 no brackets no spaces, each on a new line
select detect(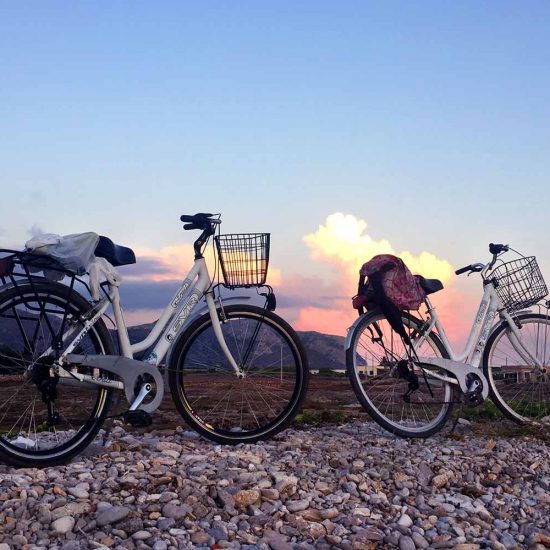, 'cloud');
122,244,197,282
112,213,475,345
303,212,454,285
297,212,474,344
274,274,343,310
